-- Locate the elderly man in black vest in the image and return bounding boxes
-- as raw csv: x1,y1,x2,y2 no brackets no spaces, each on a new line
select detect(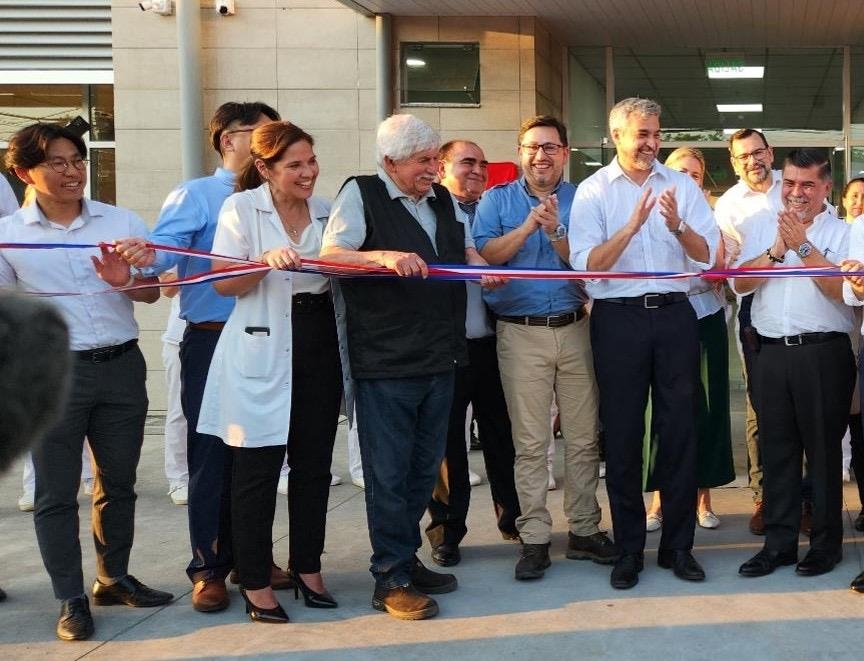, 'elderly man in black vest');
322,113,494,620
